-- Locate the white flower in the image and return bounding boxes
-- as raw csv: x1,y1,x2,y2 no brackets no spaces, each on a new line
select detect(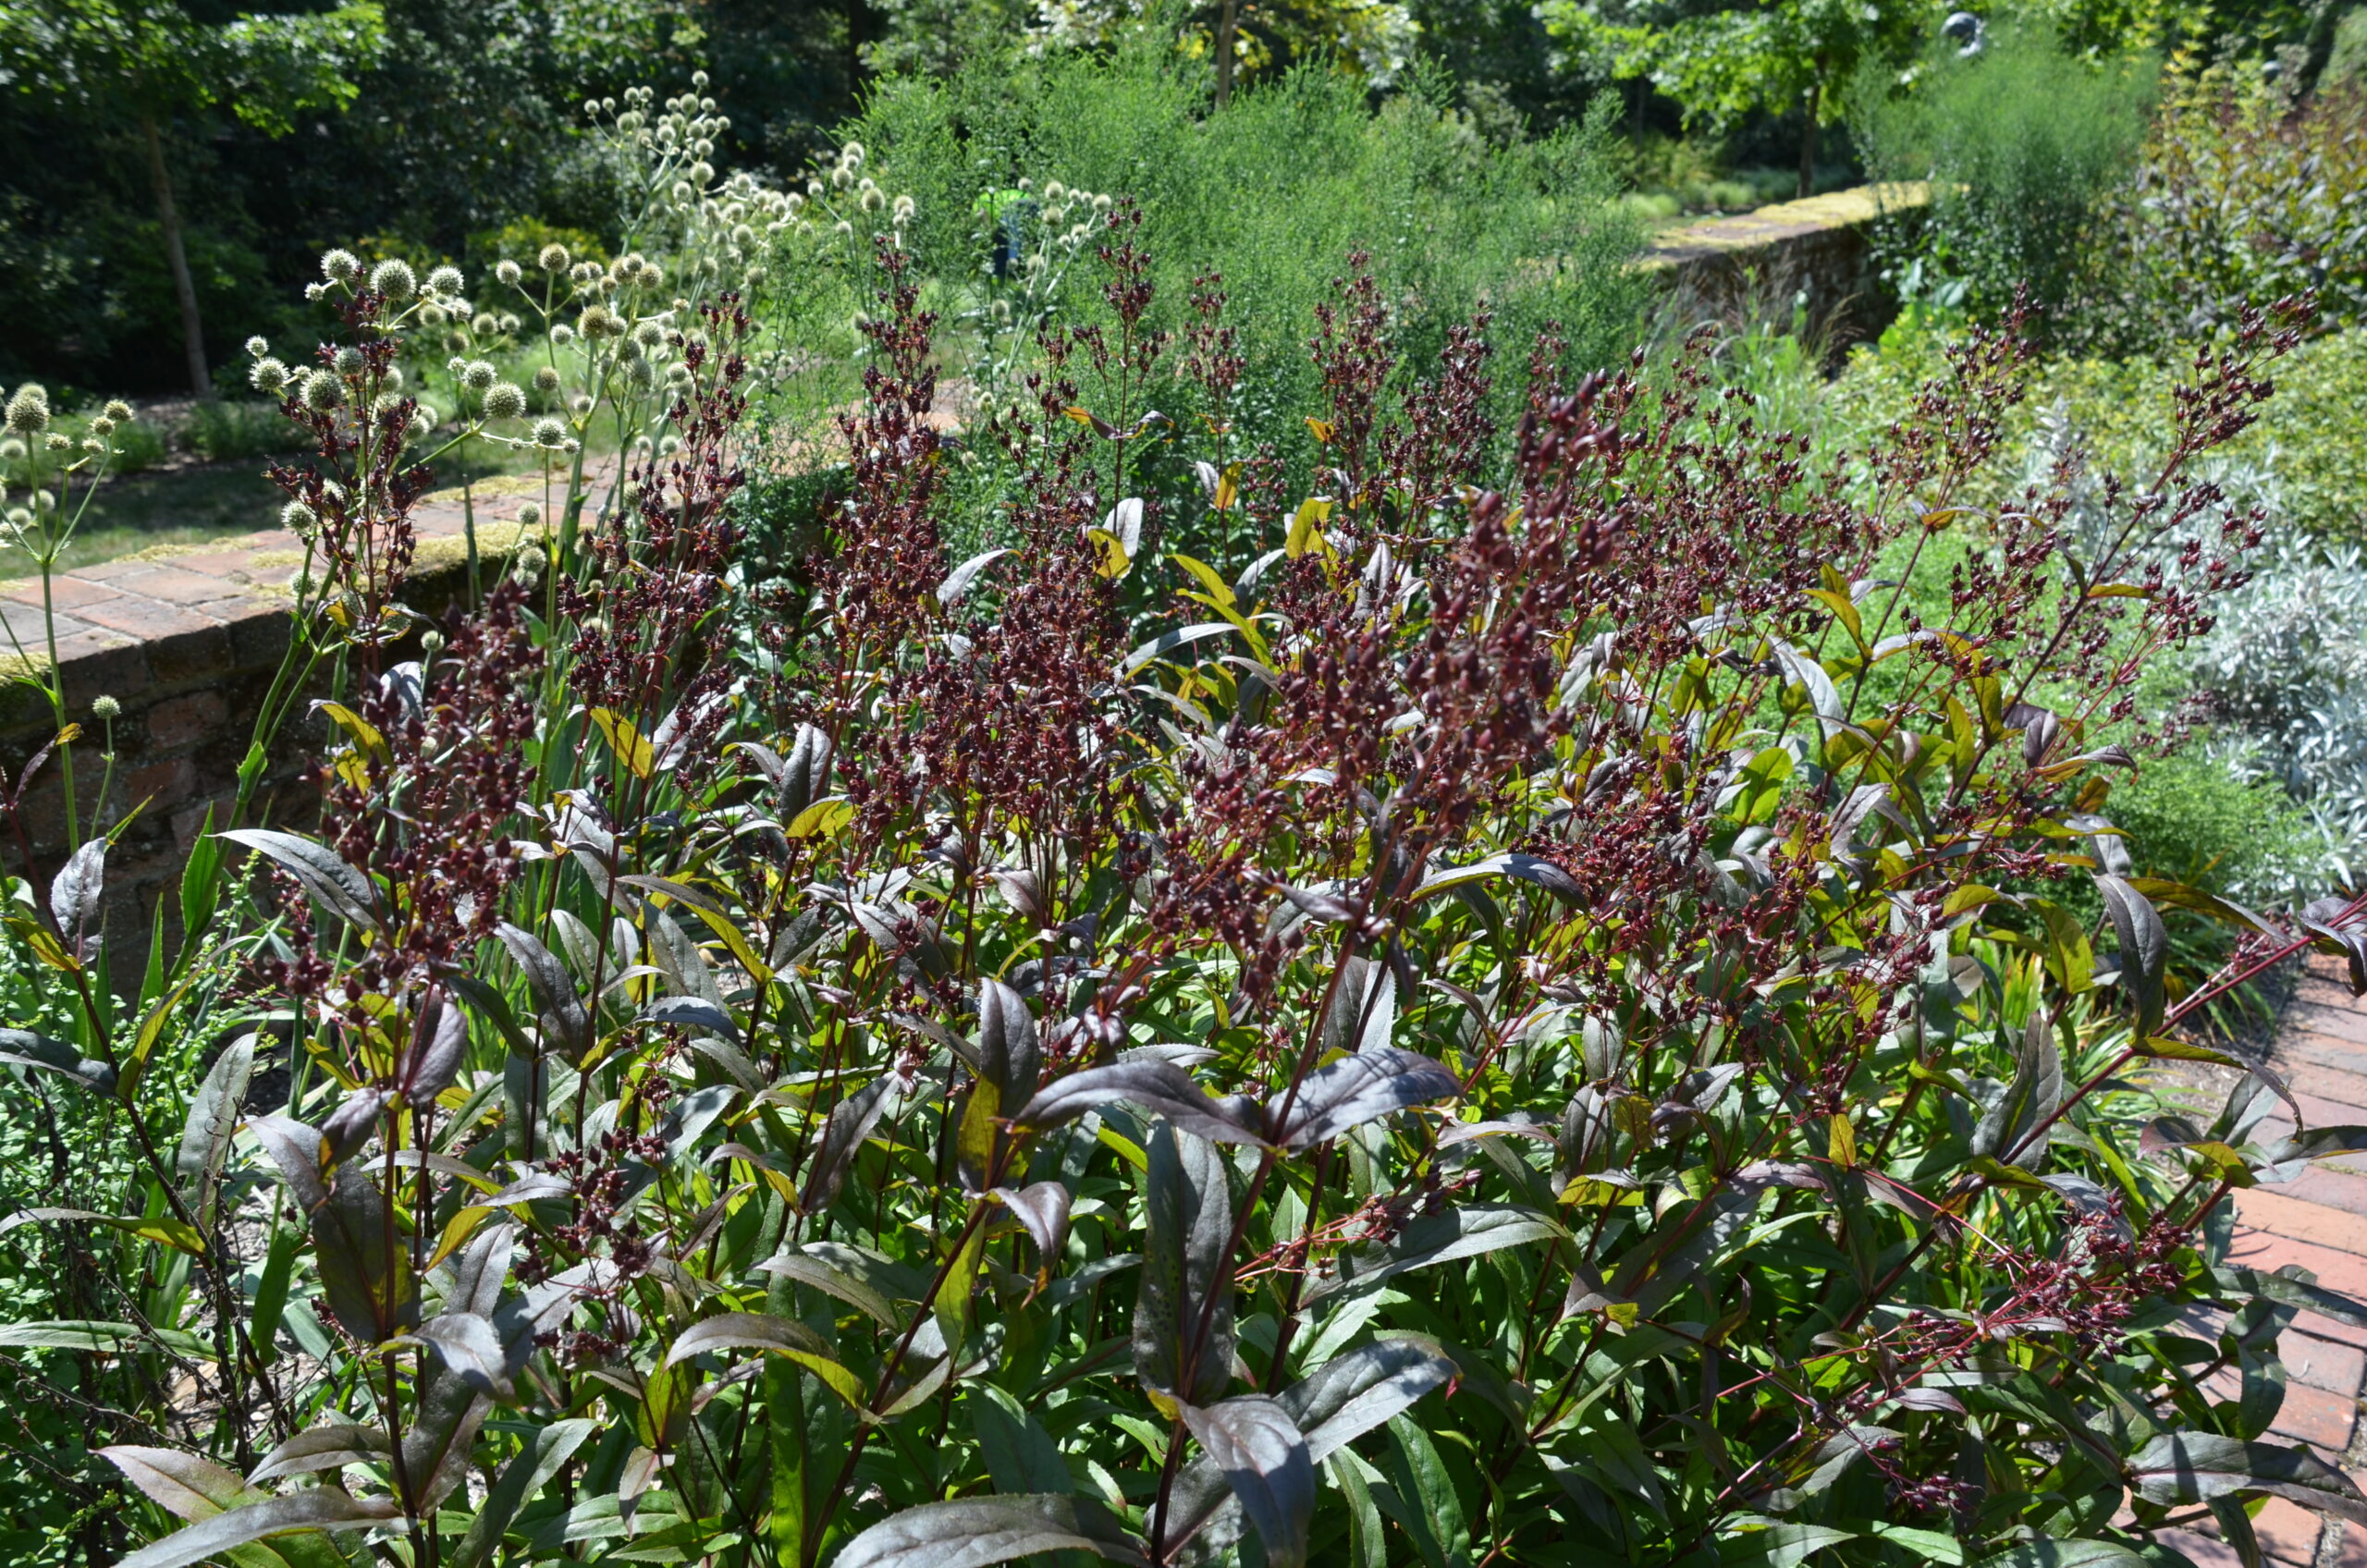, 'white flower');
427,264,465,297
244,335,271,358
370,260,417,300
250,358,291,394
462,360,497,393
91,695,120,721
497,260,523,287
6,384,50,435
483,383,527,420
538,243,570,272
320,248,362,284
